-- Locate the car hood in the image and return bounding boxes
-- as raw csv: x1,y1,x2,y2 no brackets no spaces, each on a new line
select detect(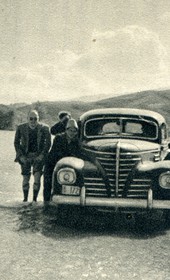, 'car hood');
82,138,160,153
